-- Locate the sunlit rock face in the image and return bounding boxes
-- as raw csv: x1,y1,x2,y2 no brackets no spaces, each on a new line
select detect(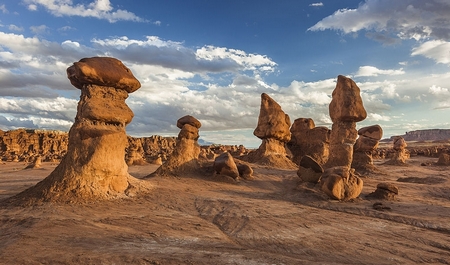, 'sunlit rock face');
151,115,202,176
320,75,367,200
244,93,297,169
8,57,145,204
325,75,367,169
